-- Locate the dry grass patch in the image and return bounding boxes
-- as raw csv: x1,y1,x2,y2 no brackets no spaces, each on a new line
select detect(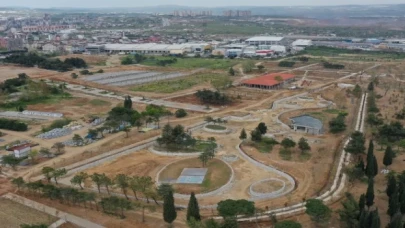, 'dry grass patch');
159,158,231,194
